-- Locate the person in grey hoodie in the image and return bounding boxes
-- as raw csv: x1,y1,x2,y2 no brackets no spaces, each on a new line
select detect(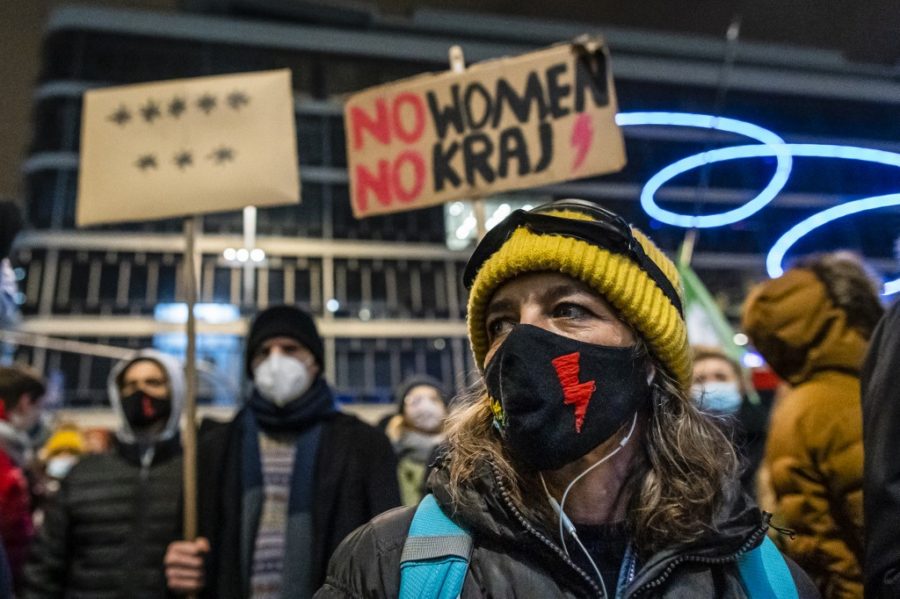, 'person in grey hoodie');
23,349,185,598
